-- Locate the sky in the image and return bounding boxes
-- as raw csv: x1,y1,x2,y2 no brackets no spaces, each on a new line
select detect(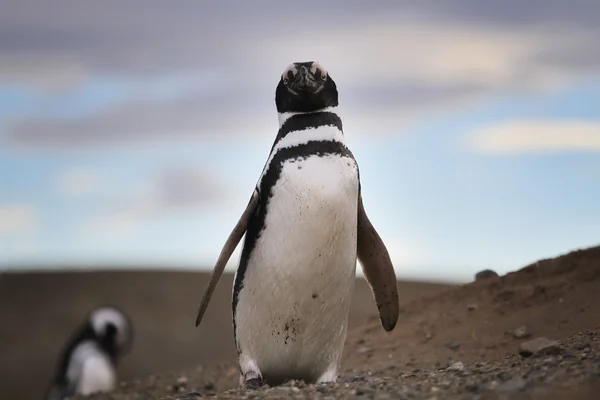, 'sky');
1,0,599,282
